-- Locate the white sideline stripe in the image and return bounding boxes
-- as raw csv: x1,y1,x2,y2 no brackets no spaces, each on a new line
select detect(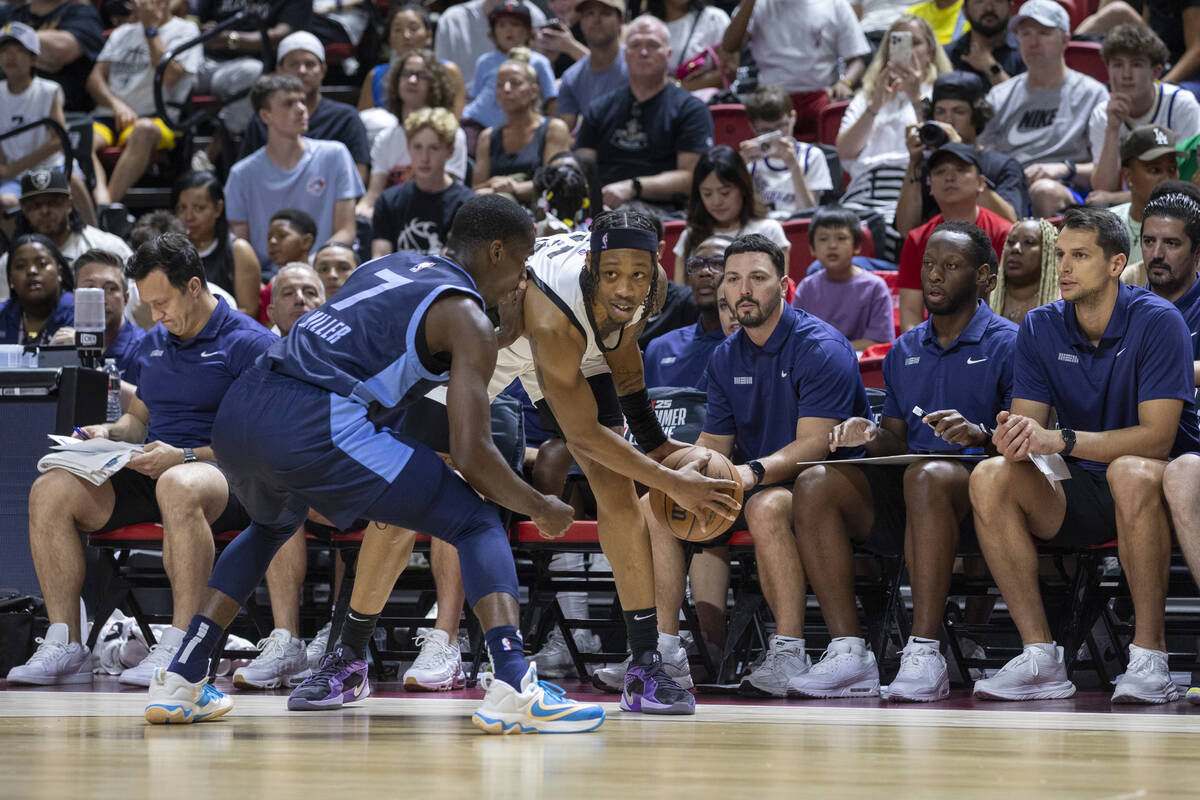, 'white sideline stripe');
3,692,1200,734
